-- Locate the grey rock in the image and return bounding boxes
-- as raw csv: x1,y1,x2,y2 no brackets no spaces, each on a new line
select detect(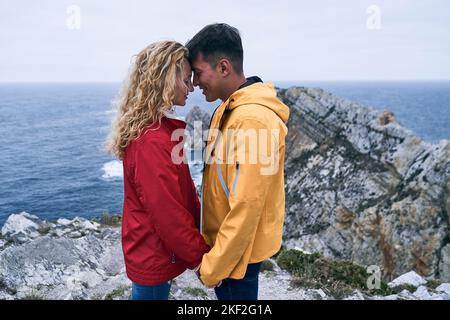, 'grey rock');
388,271,426,288
56,218,72,226
1,213,447,300
0,226,128,300
436,283,450,295
413,286,432,299
185,106,211,151
278,87,450,281
439,244,450,282
1,212,41,244
343,290,365,300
